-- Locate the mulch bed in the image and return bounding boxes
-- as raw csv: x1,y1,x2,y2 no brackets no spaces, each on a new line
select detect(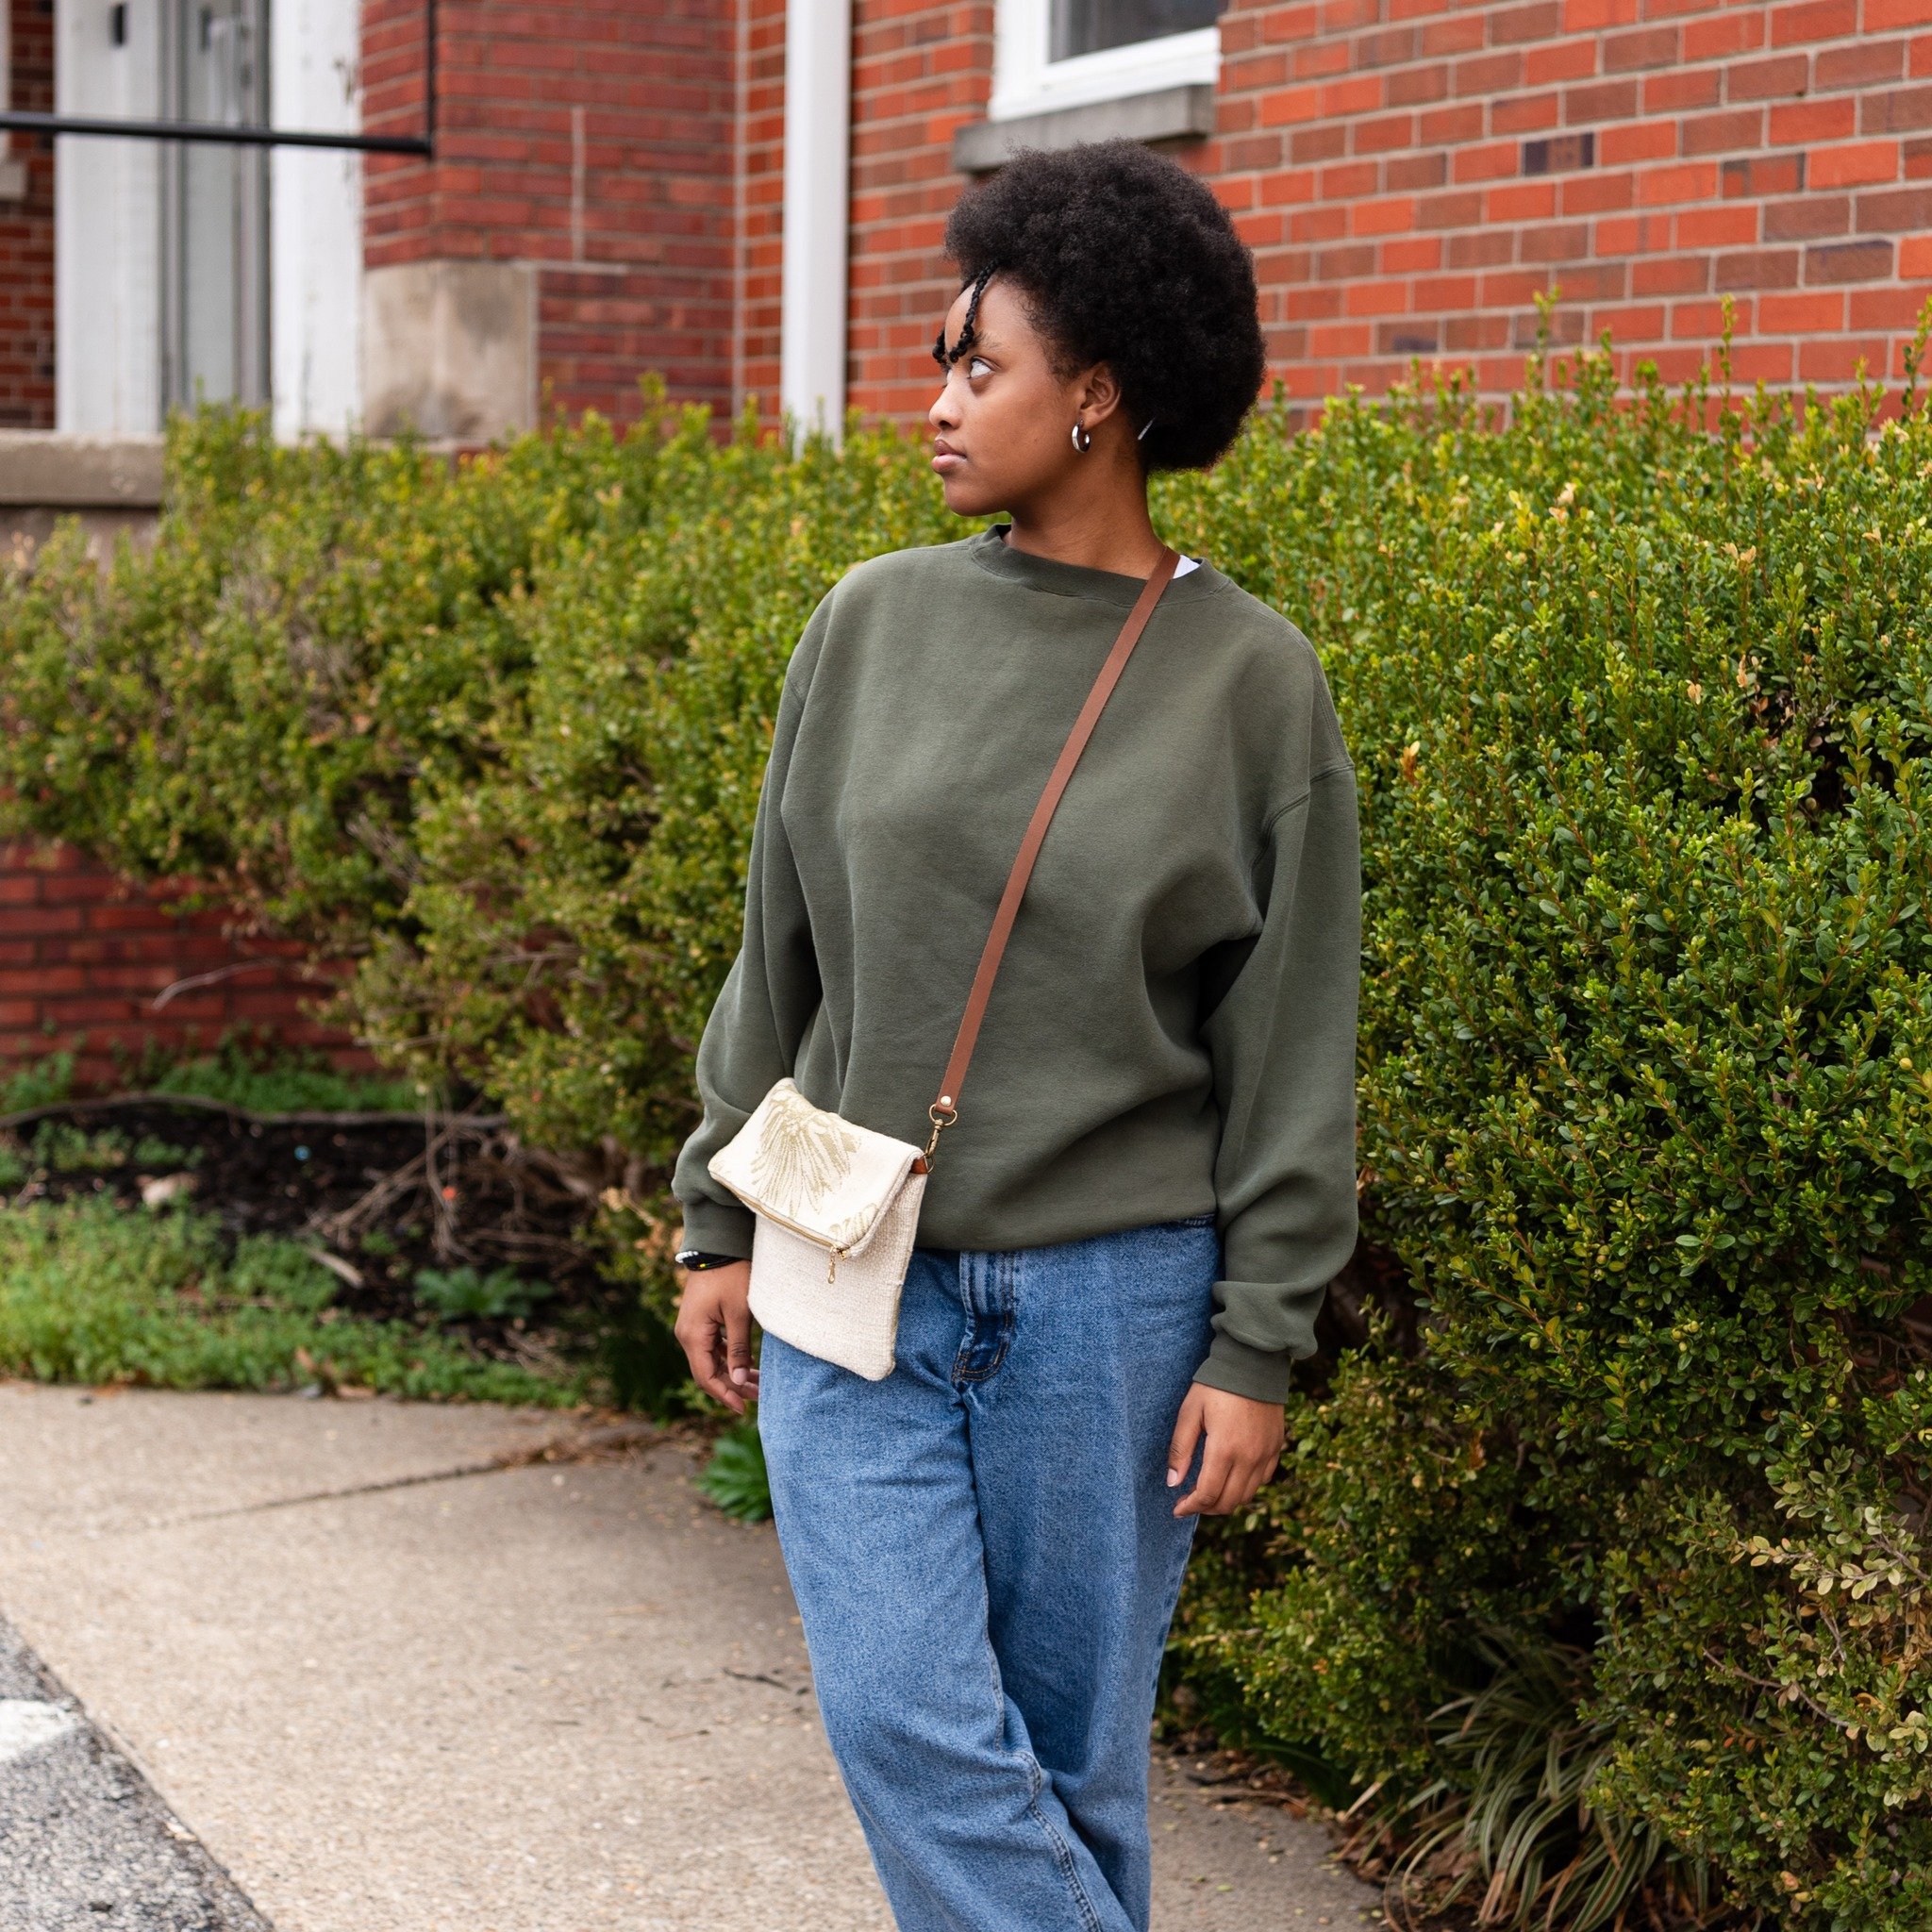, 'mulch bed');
0,1095,615,1369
